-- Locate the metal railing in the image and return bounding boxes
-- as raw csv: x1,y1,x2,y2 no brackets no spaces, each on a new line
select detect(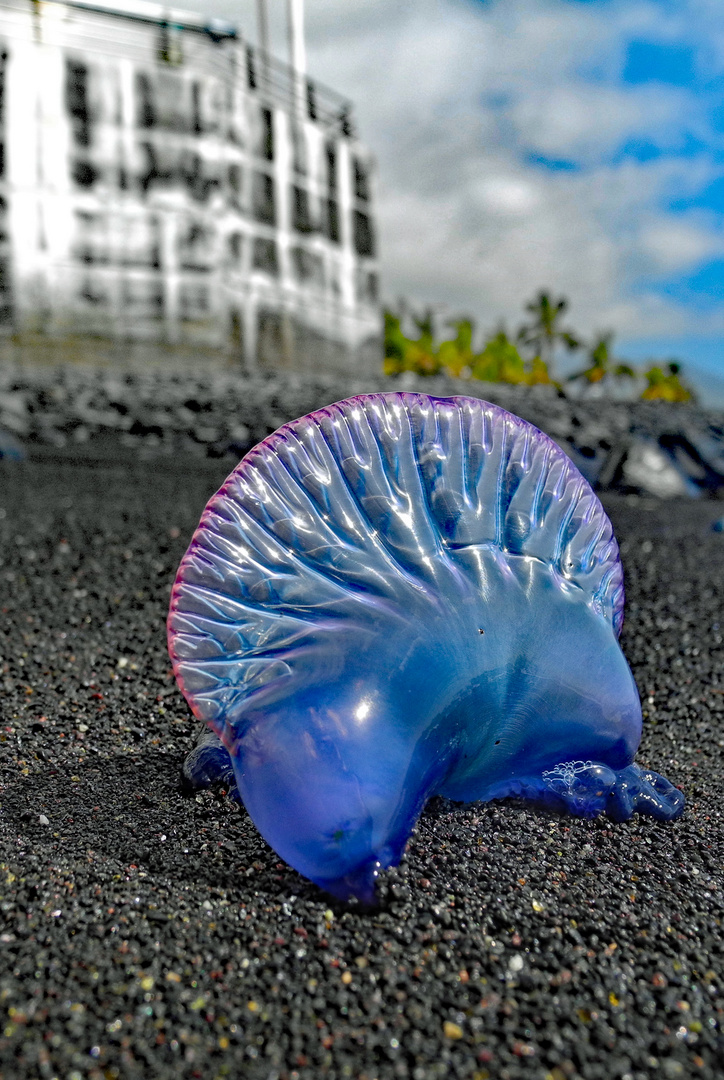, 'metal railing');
36,1,356,137
56,0,237,40
245,45,355,138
